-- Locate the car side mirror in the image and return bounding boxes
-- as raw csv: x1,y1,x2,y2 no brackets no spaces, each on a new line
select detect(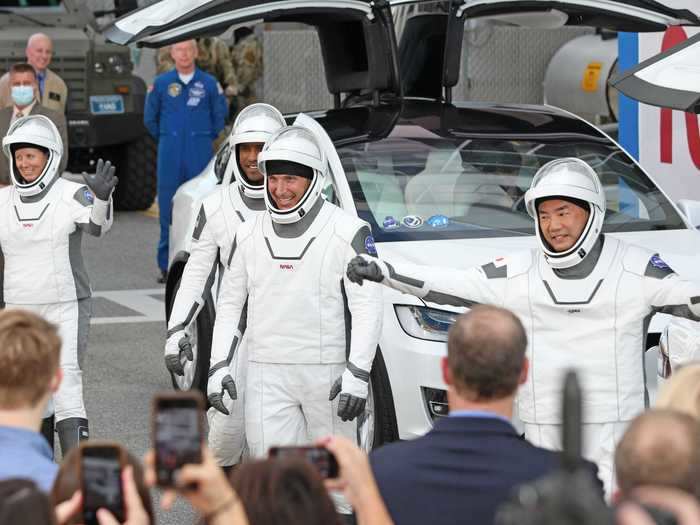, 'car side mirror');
676,199,700,229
